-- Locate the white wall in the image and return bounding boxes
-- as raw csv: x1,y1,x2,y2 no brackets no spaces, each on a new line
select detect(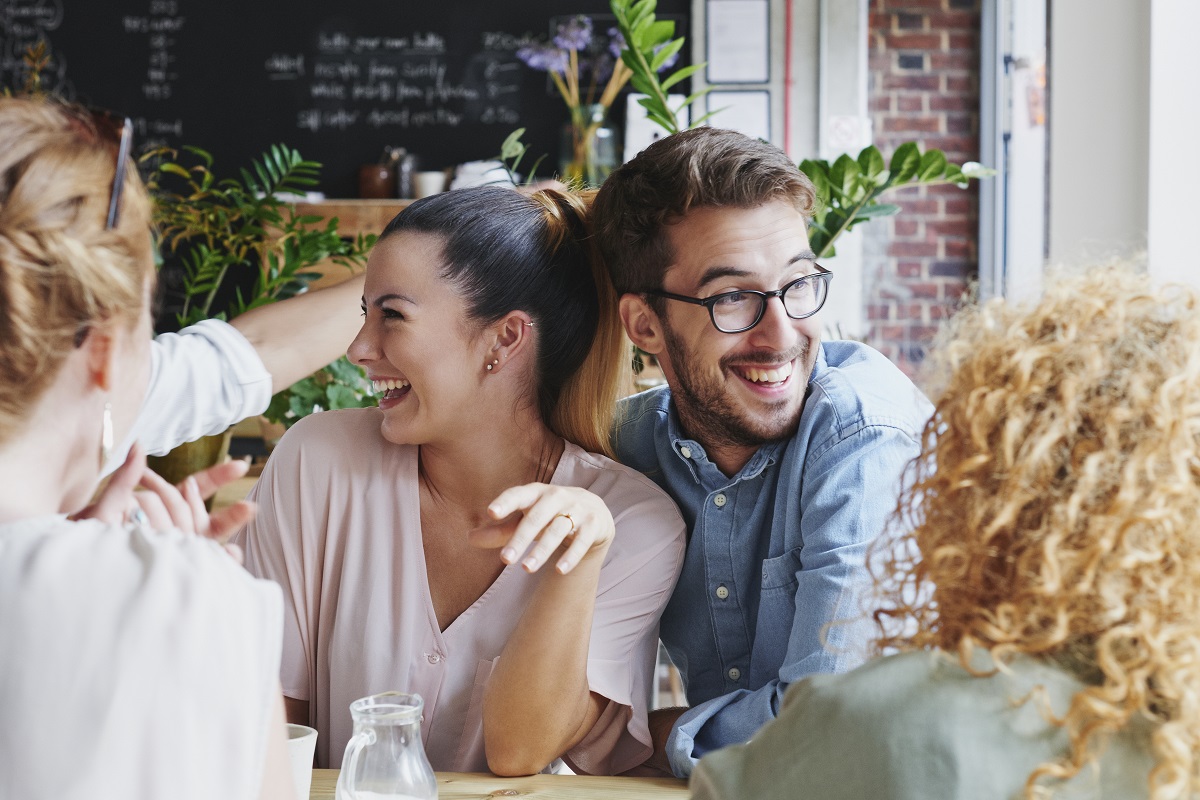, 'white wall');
1147,0,1200,286
1047,1,1150,267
